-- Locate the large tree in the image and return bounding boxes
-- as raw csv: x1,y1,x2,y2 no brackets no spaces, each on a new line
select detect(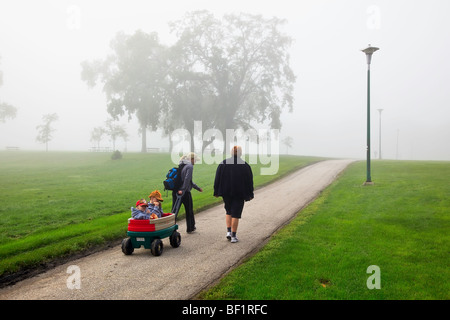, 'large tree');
169,11,296,135
160,41,218,151
81,30,169,152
